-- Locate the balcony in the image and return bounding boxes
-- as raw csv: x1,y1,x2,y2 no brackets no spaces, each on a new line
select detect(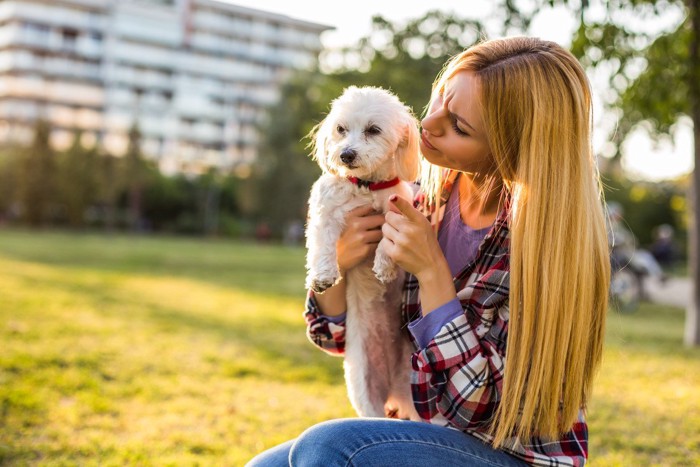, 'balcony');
112,41,176,70
0,2,107,32
113,14,180,47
